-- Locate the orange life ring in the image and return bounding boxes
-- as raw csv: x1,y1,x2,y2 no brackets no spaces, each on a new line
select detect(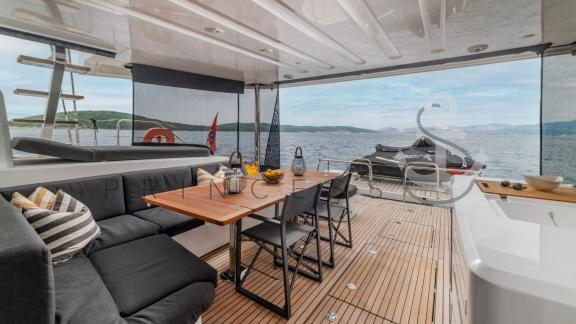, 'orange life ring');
142,128,175,144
